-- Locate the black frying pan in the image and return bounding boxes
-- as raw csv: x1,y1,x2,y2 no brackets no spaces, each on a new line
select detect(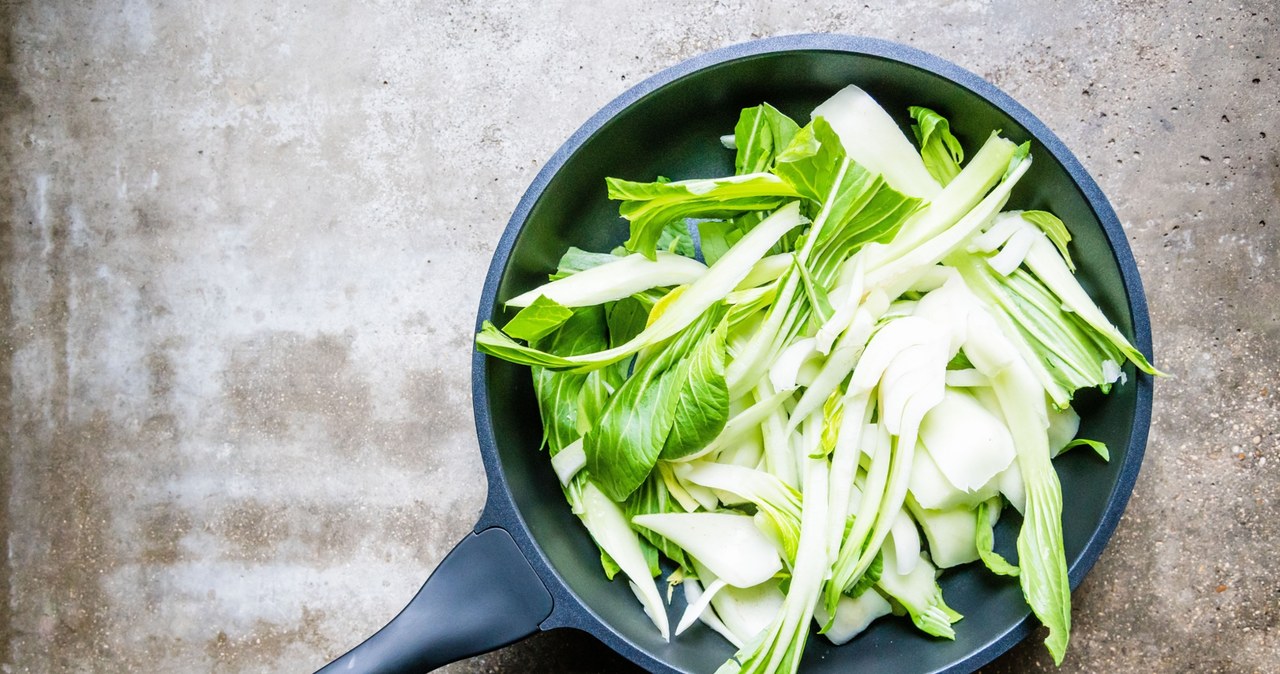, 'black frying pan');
318,34,1154,674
